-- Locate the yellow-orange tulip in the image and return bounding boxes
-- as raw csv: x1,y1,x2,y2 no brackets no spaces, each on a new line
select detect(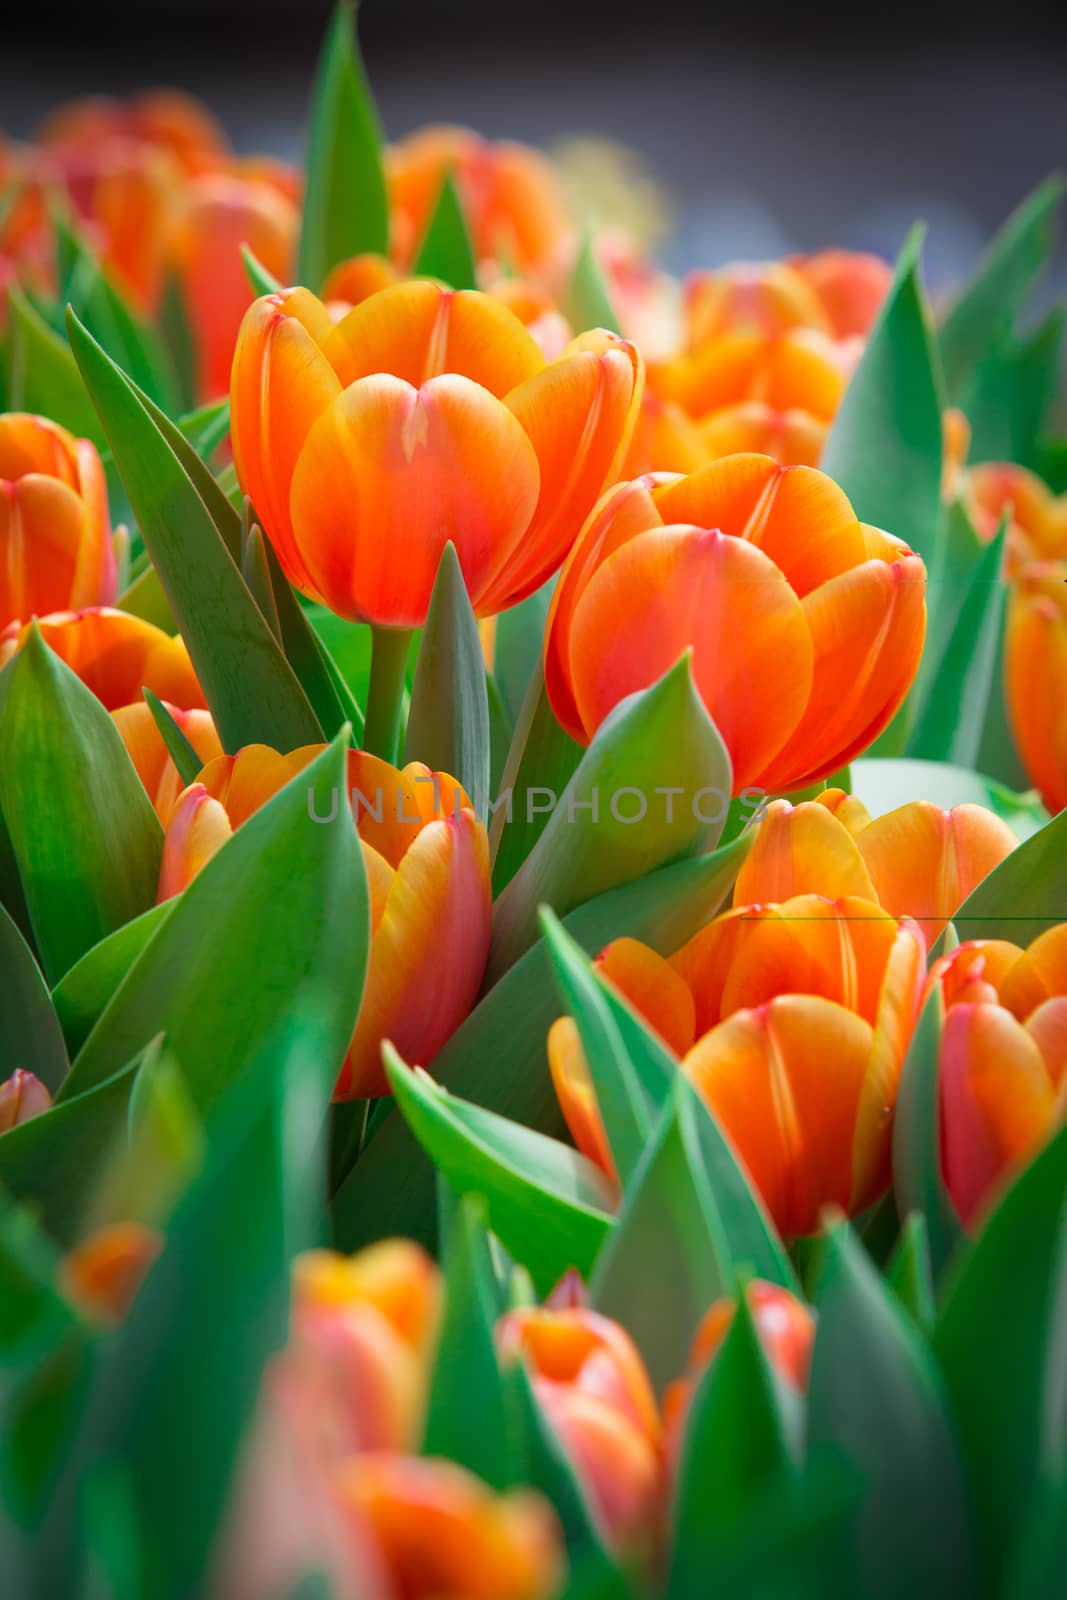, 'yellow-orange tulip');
0,413,116,630
230,280,643,626
544,456,926,793
335,1455,564,1600
790,249,892,338
684,260,833,346
157,745,492,1098
928,926,1067,1226
1006,563,1067,816
0,607,204,713
735,788,1018,948
649,325,852,435
111,699,223,823
387,124,571,275
551,897,925,1238
288,1242,442,1455
496,1305,663,1558
621,392,712,478
0,1069,52,1131
699,400,827,467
